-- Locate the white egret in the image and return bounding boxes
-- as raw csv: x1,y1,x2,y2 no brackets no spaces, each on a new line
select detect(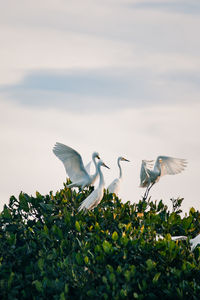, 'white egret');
156,233,200,251
140,156,187,200
140,160,154,189
107,156,130,195
53,142,100,189
190,233,200,251
78,160,109,211
156,234,187,242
